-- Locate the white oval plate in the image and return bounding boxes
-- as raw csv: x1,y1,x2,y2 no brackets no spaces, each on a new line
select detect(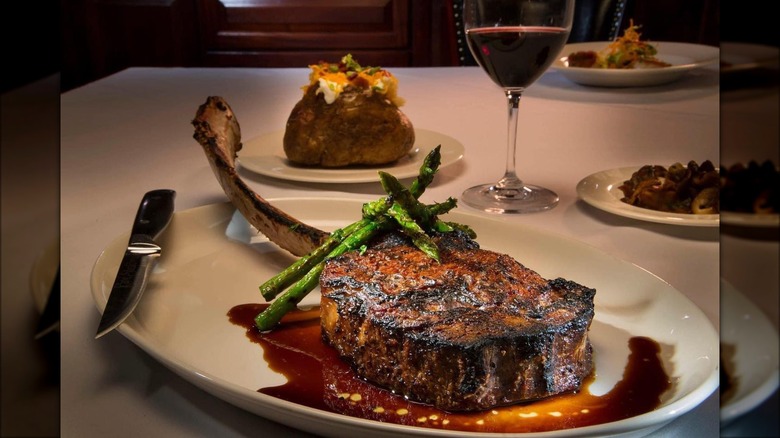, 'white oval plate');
91,199,719,438
576,167,719,227
237,128,465,183
551,42,719,87
720,279,779,425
